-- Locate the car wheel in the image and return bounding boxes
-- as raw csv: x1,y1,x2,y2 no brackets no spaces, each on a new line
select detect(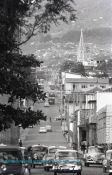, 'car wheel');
77,171,81,175
85,163,89,167
103,167,106,173
54,171,57,175
46,167,50,171
33,164,35,168
44,167,46,171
